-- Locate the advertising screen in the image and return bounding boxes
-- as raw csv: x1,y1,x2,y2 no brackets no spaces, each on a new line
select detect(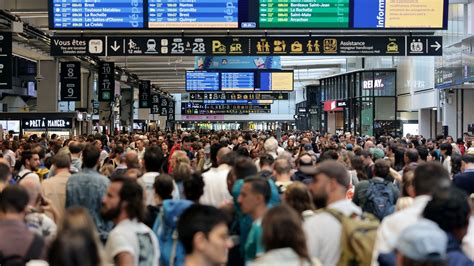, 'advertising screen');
148,0,239,28
50,0,144,29
186,71,220,91
259,0,350,29
259,71,294,91
353,0,447,29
